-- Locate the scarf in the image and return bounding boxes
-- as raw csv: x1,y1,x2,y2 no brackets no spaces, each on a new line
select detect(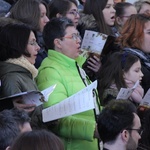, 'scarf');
5,56,38,79
124,47,150,70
